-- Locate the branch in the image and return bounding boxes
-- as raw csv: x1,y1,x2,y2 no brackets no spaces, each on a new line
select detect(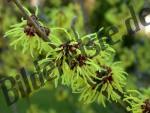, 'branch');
9,0,56,48
7,1,130,111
